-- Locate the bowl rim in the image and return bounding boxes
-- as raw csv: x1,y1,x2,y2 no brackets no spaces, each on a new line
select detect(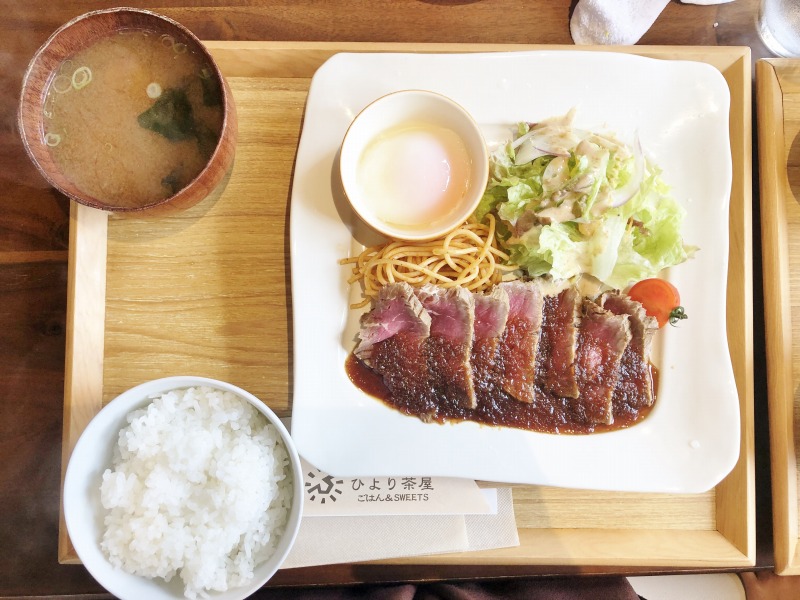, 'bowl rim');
63,375,303,600
17,7,236,213
339,88,489,242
